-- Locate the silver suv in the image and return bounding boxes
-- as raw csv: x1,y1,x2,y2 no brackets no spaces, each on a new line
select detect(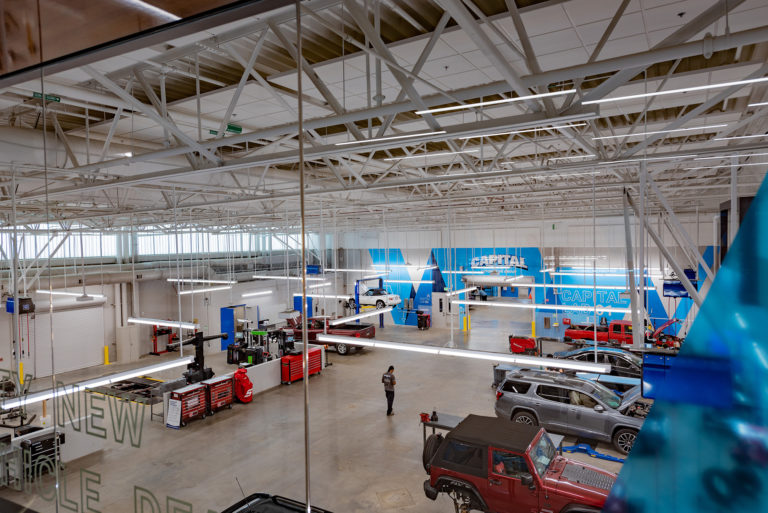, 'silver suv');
494,368,650,454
